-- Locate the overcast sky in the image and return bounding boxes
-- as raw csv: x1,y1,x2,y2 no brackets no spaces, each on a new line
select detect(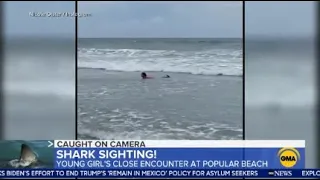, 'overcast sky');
5,2,75,37
78,2,242,38
5,2,315,38
245,1,315,37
